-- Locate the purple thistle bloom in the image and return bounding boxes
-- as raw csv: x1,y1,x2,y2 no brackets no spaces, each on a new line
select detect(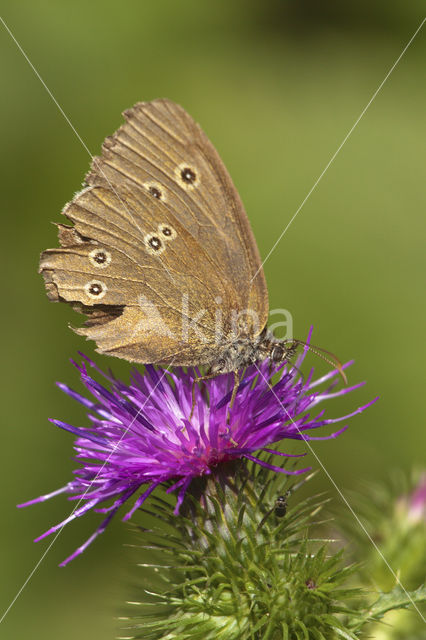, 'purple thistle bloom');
19,332,376,566
406,473,426,524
